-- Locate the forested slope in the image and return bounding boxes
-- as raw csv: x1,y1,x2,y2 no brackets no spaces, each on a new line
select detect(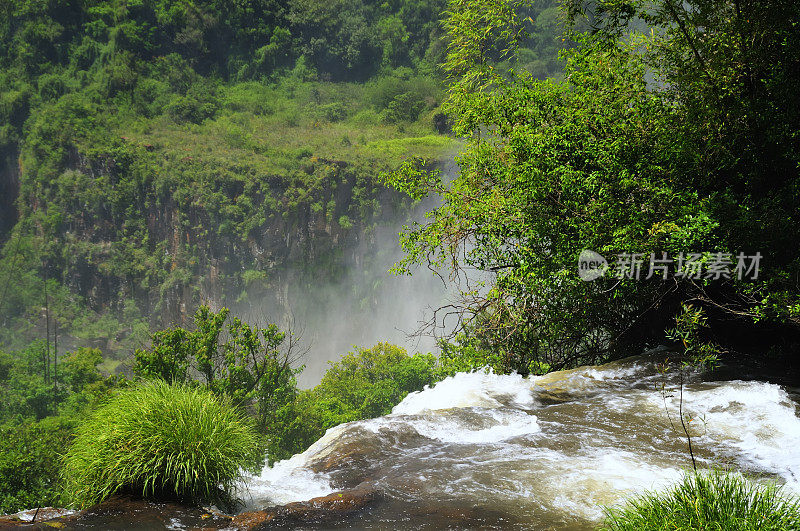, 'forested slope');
0,0,562,355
